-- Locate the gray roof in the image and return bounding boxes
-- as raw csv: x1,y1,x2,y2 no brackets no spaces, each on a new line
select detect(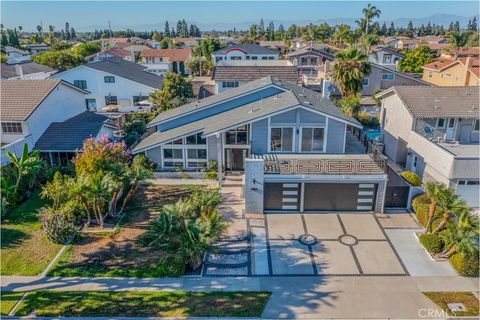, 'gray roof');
34,112,110,151
1,62,55,79
212,43,278,55
4,46,29,55
378,86,480,118
284,46,335,60
212,65,299,82
85,57,163,89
